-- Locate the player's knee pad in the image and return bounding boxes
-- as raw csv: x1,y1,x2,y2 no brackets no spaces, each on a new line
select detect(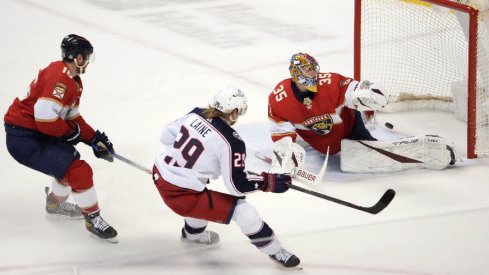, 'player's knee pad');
62,160,93,191
231,200,263,234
